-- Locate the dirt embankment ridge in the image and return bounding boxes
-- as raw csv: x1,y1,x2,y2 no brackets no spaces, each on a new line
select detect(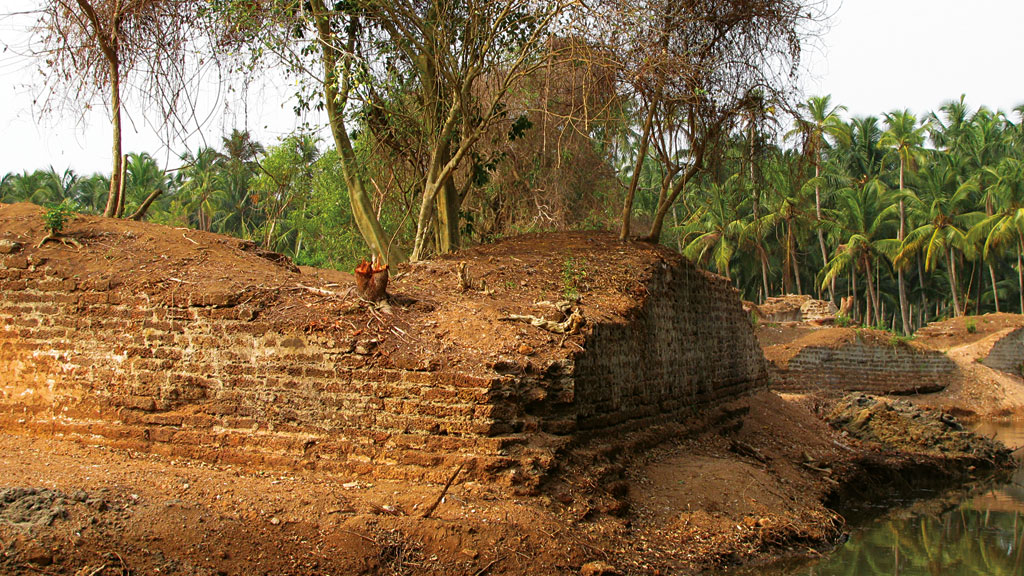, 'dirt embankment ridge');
0,202,1015,575
0,201,674,376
